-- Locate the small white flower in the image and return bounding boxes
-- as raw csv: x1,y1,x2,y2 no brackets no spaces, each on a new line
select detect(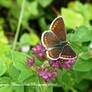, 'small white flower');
89,44,92,48
21,45,30,53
